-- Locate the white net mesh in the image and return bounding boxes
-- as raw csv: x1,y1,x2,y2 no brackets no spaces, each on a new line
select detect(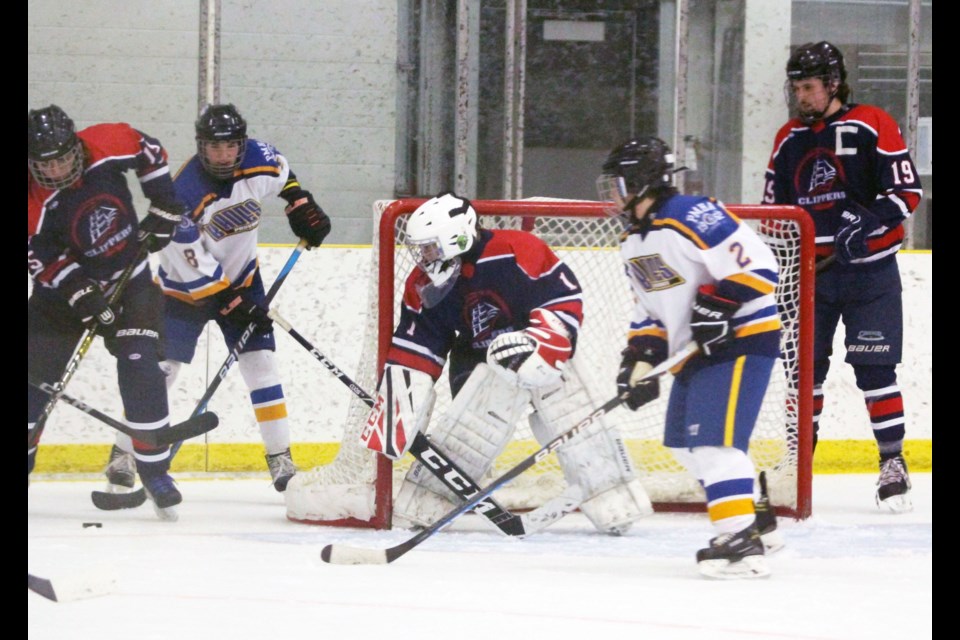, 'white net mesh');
286,199,811,526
